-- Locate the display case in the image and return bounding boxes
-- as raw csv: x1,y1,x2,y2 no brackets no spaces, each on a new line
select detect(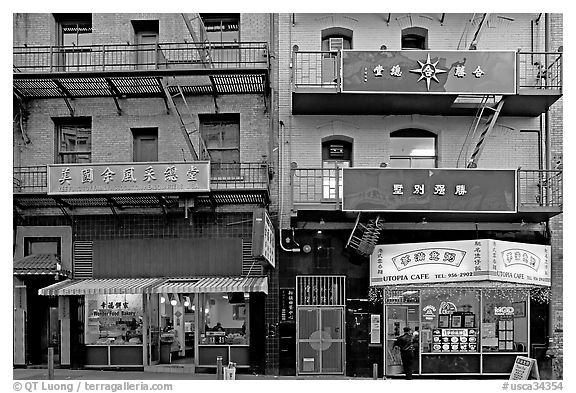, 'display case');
83,294,144,367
